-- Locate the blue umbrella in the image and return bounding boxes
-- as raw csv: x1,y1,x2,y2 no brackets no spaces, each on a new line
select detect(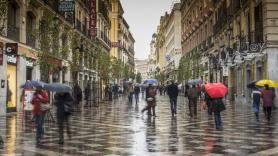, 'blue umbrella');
21,80,46,89
143,79,159,86
187,79,202,85
43,83,72,93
